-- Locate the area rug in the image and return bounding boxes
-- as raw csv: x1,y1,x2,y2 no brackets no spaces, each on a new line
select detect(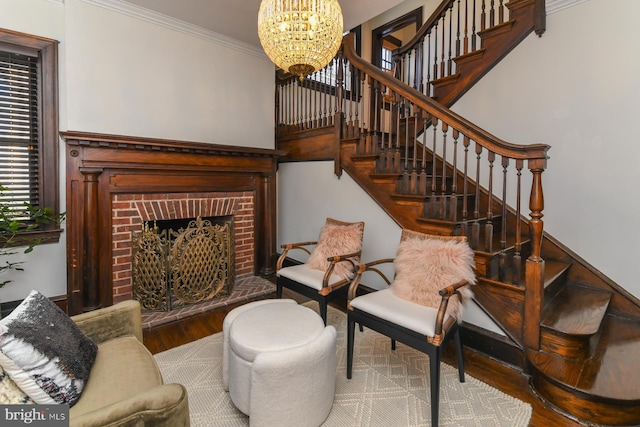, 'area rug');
154,304,532,427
